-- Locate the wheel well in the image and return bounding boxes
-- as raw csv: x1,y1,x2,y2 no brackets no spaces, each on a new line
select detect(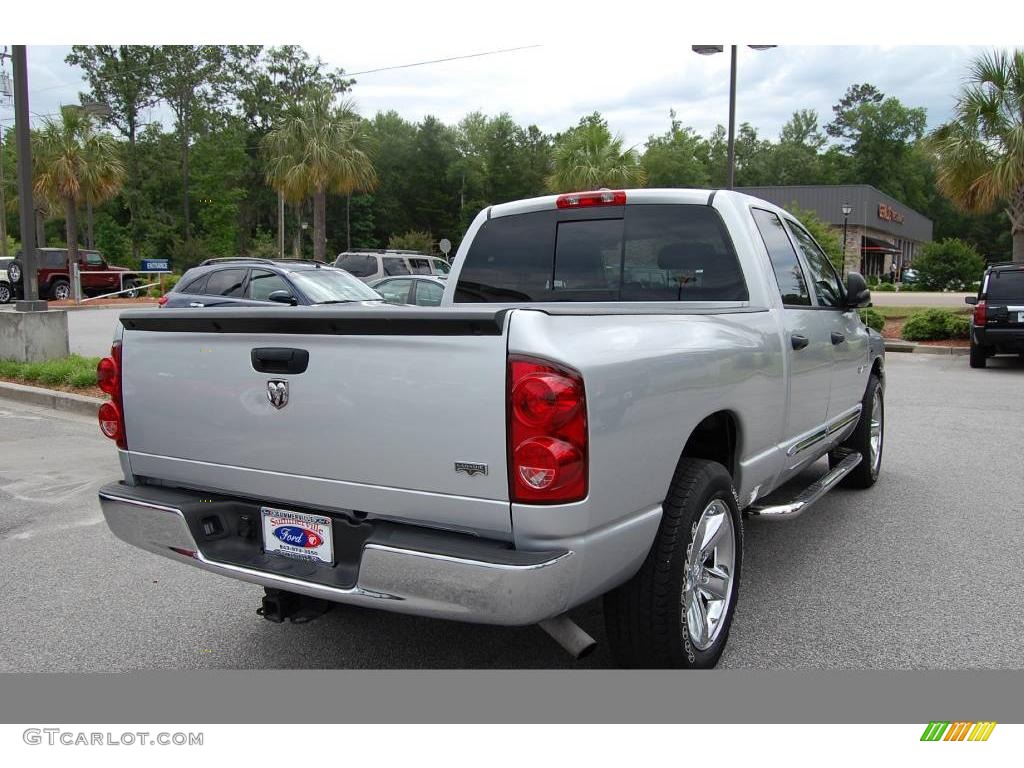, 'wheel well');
871,357,884,385
680,411,738,478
